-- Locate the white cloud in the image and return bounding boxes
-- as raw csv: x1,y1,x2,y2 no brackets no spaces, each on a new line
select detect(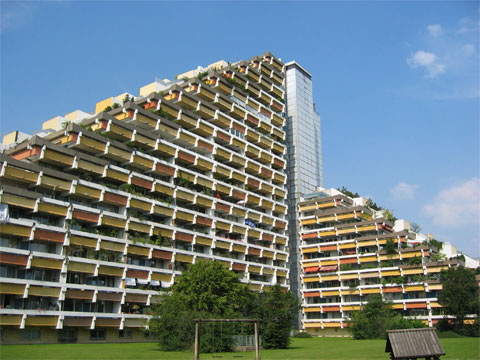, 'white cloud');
427,24,443,37
0,2,36,33
423,178,480,227
456,17,479,35
461,44,475,56
390,182,418,201
406,50,446,78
